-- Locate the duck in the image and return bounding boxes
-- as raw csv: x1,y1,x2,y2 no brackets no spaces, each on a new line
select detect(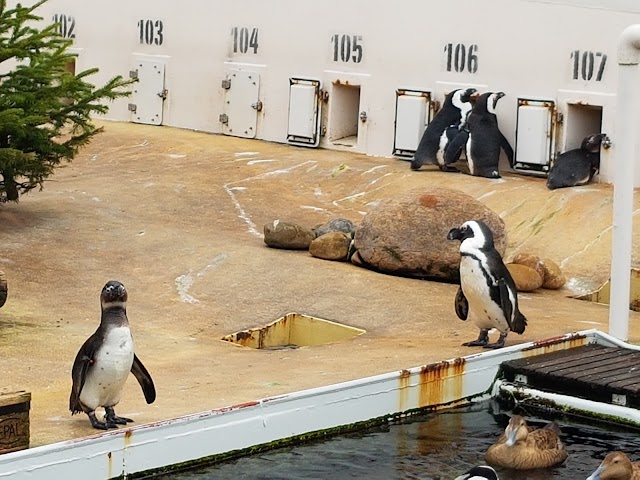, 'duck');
454,465,499,479
586,451,640,480
484,415,568,470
